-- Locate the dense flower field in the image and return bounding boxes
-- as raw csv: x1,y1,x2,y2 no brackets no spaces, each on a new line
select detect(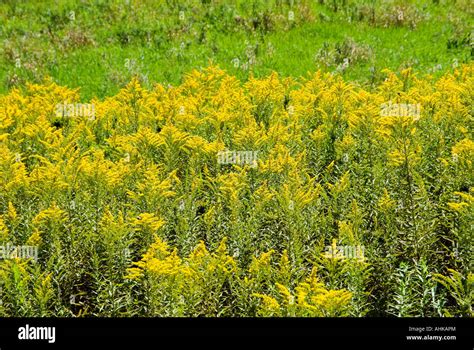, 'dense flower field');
0,65,472,317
